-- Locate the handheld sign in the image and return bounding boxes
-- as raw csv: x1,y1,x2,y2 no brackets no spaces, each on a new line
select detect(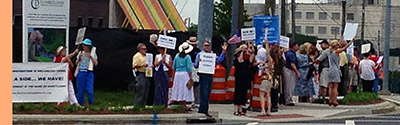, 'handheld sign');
279,36,290,48
347,43,354,57
343,23,358,40
157,35,177,50
241,27,256,41
377,56,384,64
145,53,153,77
198,53,217,74
316,40,323,51
361,43,371,54
75,27,86,45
